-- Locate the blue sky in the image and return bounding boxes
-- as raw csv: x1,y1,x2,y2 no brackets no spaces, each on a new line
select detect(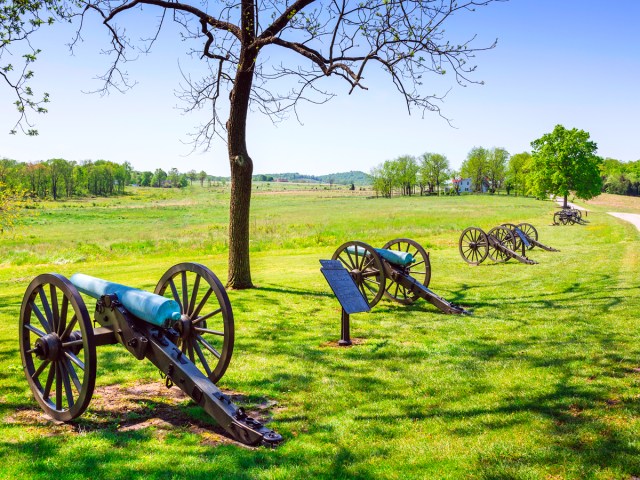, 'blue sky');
1,0,639,176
